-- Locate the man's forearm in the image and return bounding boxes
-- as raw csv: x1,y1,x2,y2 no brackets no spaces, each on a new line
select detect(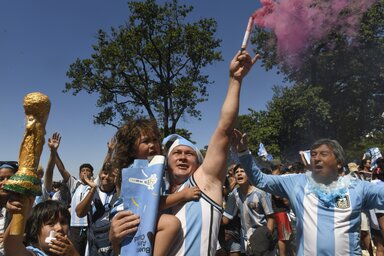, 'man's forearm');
76,186,96,217
55,152,70,182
